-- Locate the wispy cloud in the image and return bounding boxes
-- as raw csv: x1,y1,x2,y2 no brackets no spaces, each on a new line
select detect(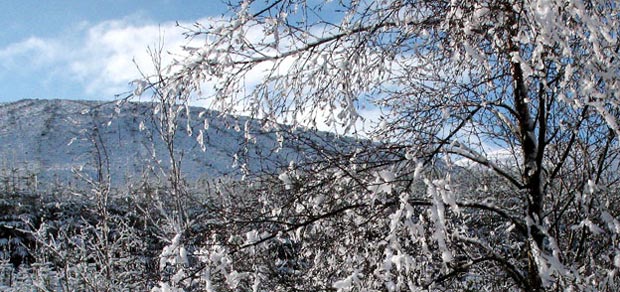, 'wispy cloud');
0,15,201,99
0,37,62,68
